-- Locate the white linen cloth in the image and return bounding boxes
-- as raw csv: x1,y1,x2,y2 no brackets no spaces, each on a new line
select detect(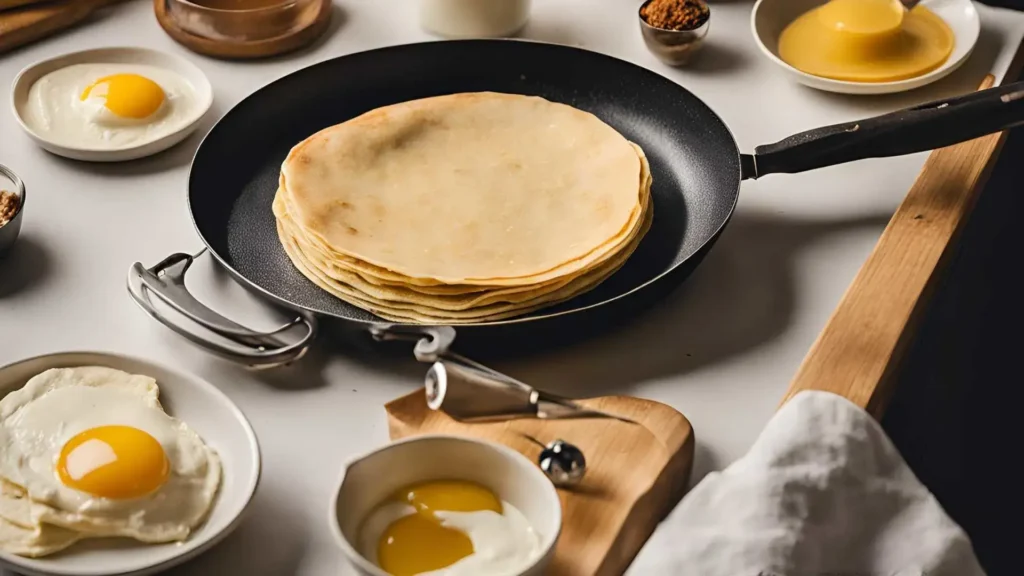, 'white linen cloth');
631,390,984,576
